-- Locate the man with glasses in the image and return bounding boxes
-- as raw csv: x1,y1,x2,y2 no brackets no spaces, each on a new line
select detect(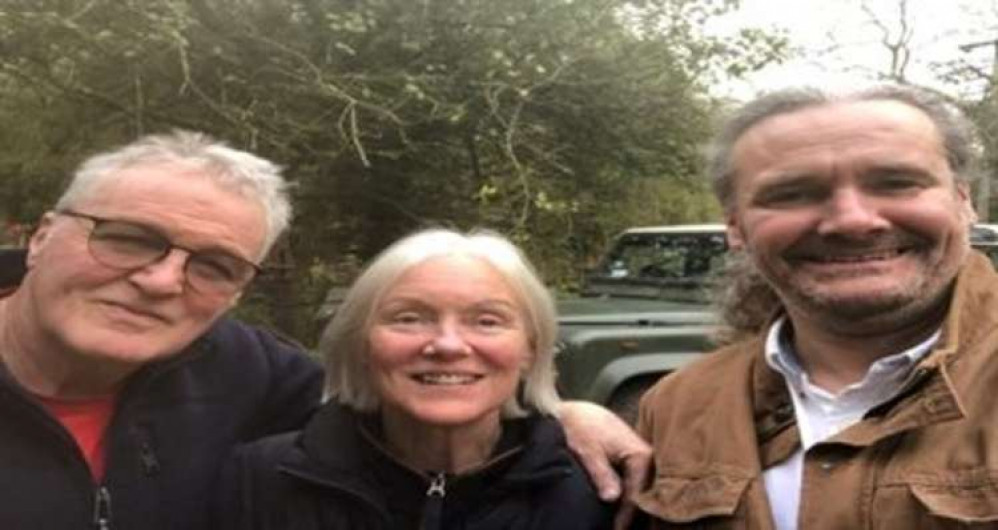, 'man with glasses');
0,130,323,529
0,131,650,529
